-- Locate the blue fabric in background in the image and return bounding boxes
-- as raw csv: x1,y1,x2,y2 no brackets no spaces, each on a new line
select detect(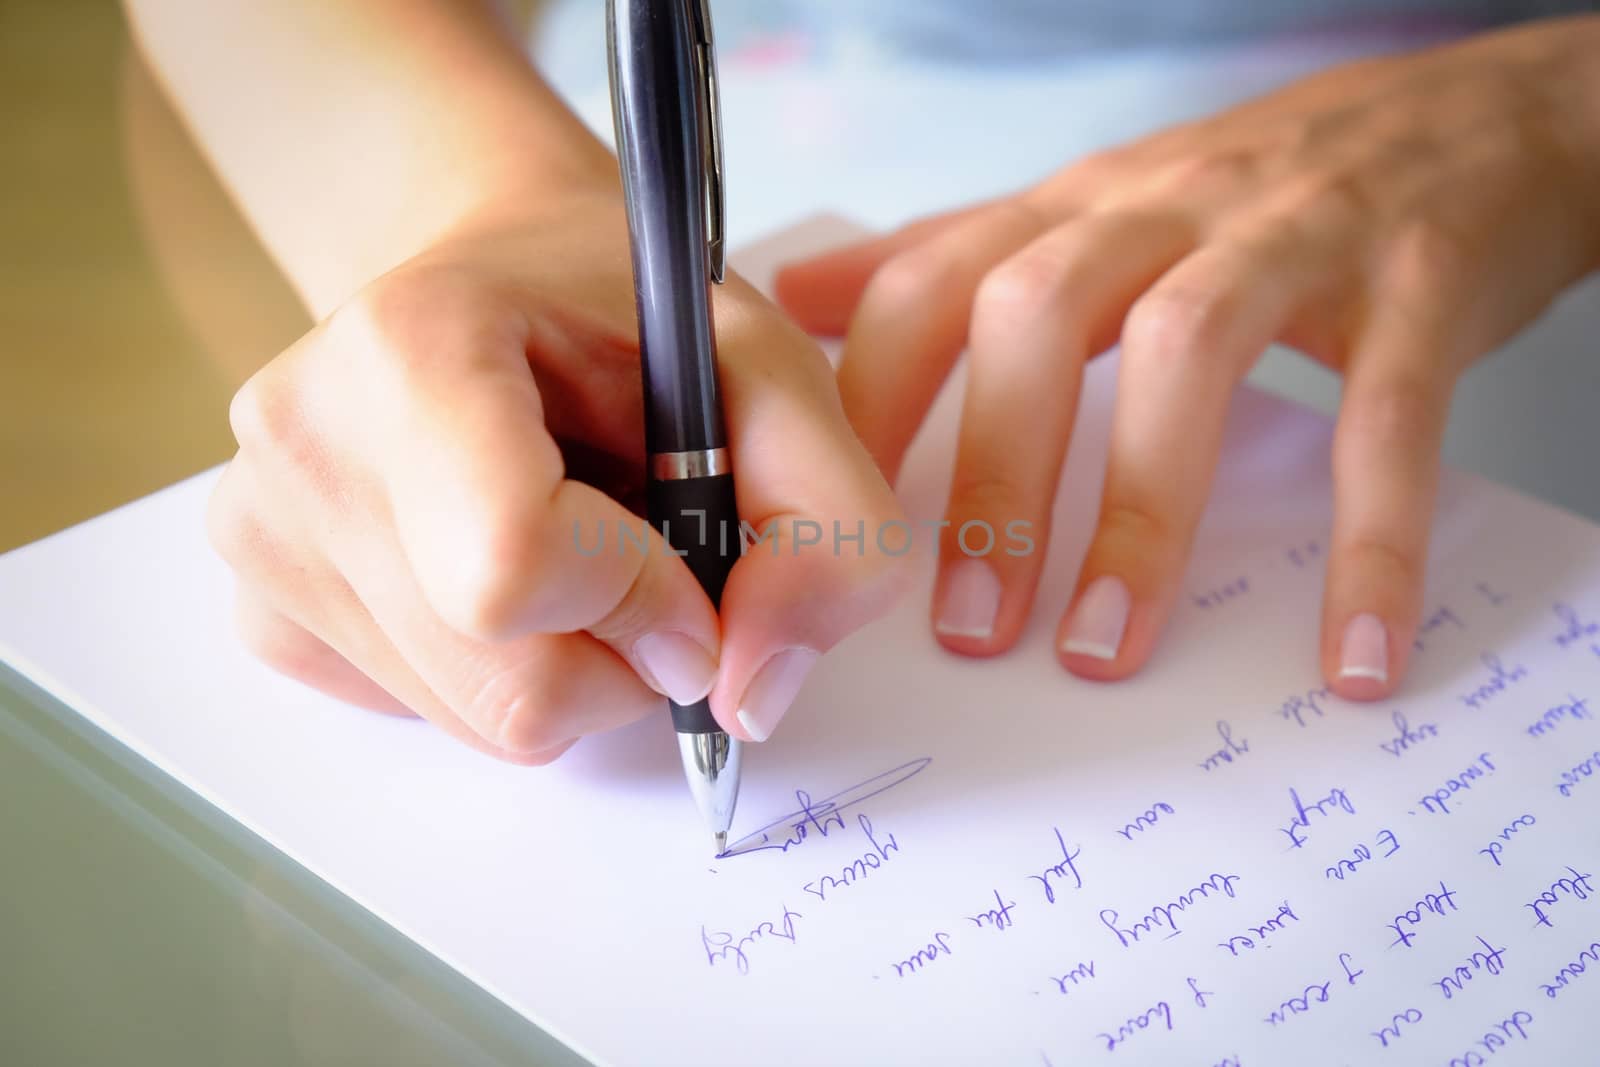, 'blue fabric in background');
785,0,1596,63
536,0,1598,87
541,0,1598,68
